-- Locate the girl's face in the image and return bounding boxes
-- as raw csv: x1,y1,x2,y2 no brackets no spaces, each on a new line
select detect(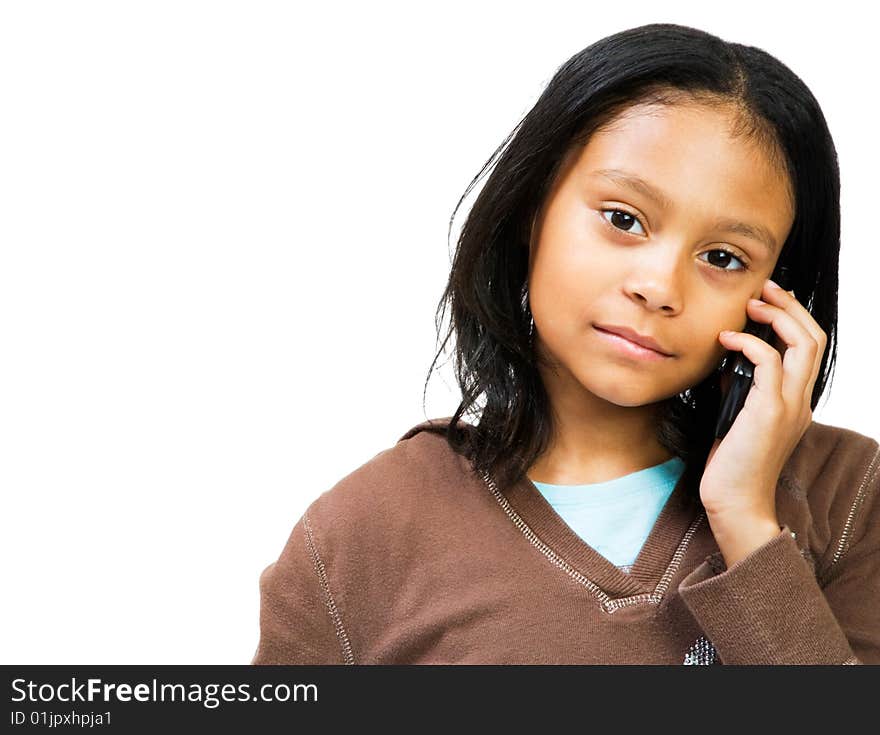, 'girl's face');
527,101,796,409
